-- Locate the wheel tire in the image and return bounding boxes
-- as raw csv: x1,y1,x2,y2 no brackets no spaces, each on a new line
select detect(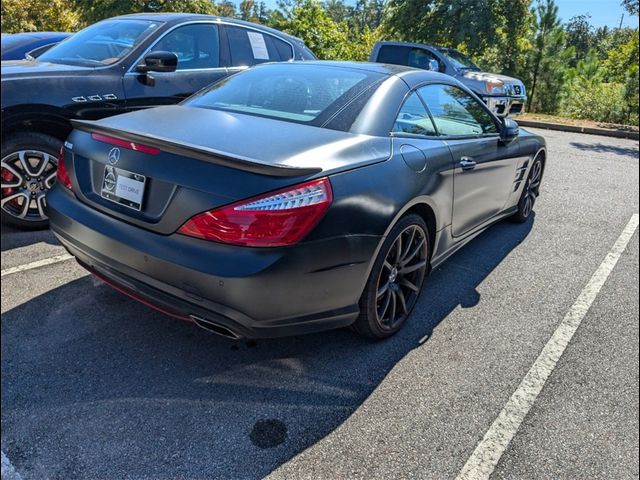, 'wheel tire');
510,155,543,224
1,132,62,230
353,213,430,339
